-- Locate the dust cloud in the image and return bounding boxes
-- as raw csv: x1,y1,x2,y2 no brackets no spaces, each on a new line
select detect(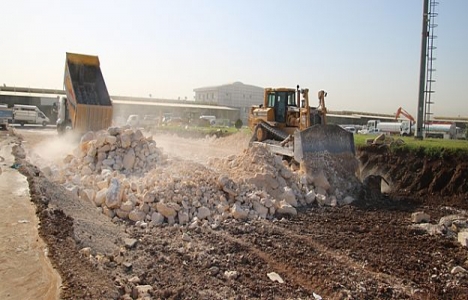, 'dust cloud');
149,131,250,164
27,130,81,167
